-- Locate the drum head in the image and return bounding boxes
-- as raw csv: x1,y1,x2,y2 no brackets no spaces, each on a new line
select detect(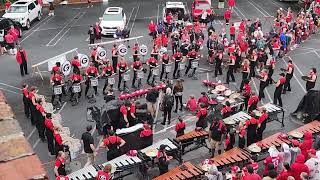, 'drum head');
146,149,158,157
224,89,232,96
215,85,226,92
217,96,225,101
248,143,262,153
229,93,240,99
